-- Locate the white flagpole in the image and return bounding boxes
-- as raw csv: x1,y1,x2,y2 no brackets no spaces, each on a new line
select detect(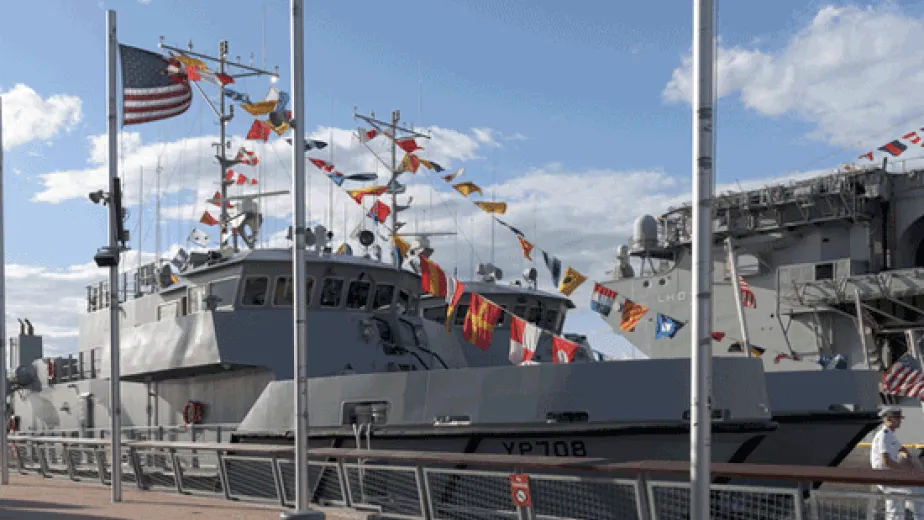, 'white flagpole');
690,0,716,517
106,8,123,503
284,1,322,518
0,96,8,487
